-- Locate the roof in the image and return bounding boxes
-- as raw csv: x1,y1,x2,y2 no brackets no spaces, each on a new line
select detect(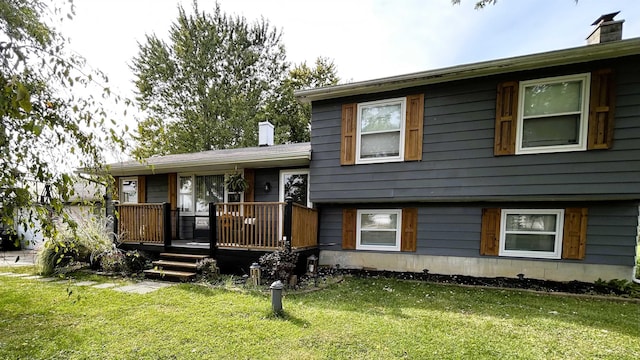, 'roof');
107,142,311,176
295,37,640,103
